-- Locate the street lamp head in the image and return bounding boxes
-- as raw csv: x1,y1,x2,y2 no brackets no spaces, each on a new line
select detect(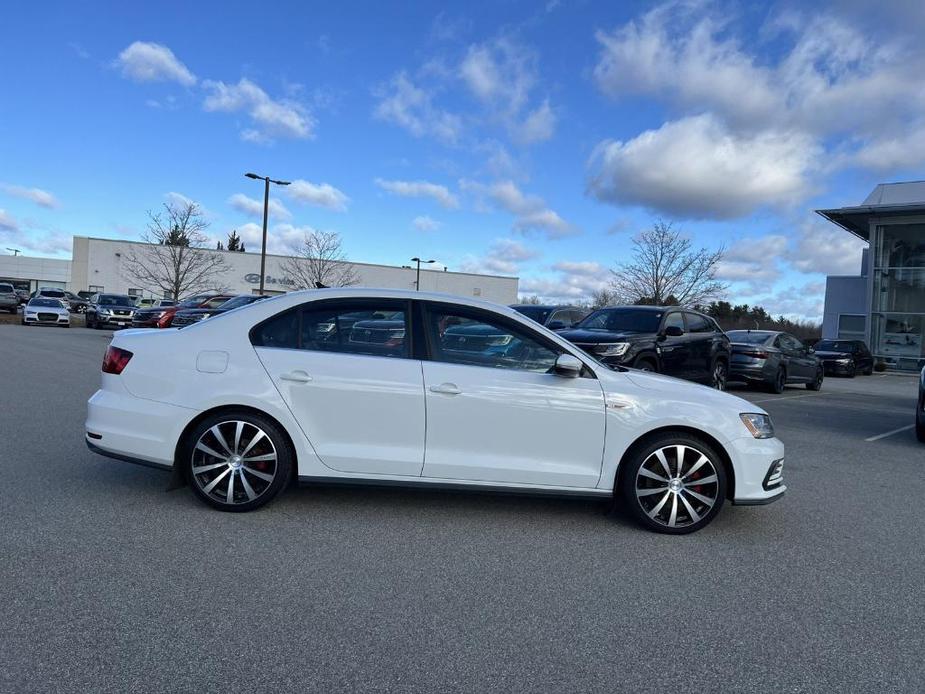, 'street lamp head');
426,259,436,263
411,257,421,262
244,173,260,180
271,179,291,186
